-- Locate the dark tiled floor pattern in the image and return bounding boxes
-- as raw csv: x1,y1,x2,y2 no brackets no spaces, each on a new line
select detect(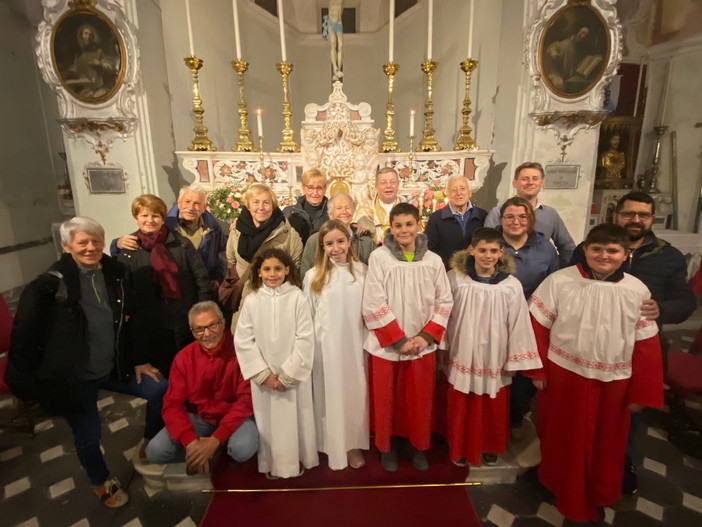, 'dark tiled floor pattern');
1,323,701,527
